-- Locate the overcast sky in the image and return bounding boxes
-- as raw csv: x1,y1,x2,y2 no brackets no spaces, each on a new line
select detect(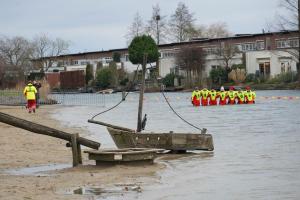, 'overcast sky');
0,0,281,53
